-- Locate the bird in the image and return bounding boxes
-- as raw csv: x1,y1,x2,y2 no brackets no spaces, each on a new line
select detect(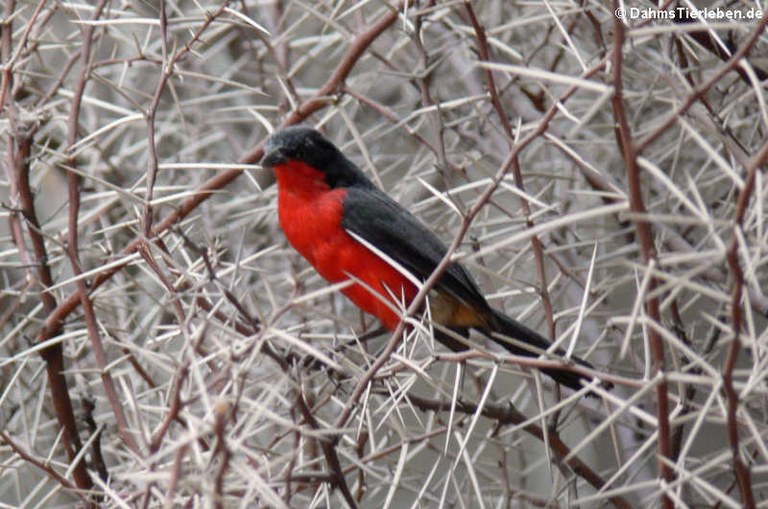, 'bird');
261,125,606,392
